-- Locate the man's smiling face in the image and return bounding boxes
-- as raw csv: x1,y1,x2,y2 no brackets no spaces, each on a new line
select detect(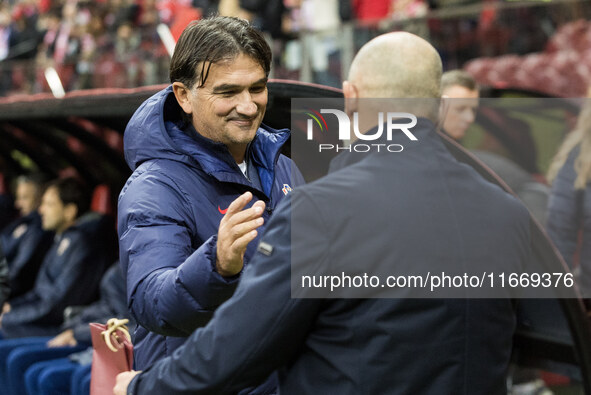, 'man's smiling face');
180,53,268,162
